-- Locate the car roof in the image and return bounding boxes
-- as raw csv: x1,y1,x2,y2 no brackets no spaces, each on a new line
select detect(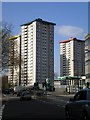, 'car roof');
22,91,30,94
80,88,90,92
